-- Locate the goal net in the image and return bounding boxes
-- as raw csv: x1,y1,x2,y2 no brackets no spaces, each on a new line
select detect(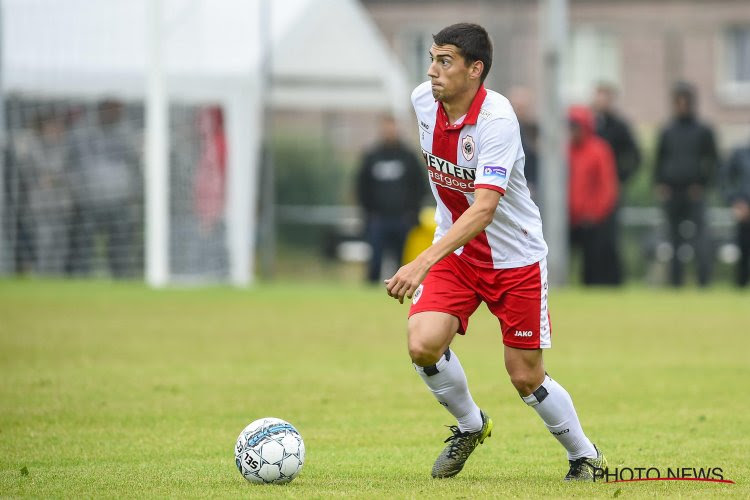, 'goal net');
3,98,230,283
1,0,244,283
